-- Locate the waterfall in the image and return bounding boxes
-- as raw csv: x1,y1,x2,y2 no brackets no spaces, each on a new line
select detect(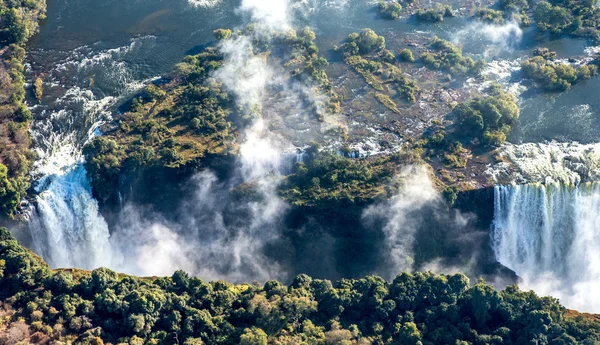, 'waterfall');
27,96,115,270
29,163,112,270
492,183,600,312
